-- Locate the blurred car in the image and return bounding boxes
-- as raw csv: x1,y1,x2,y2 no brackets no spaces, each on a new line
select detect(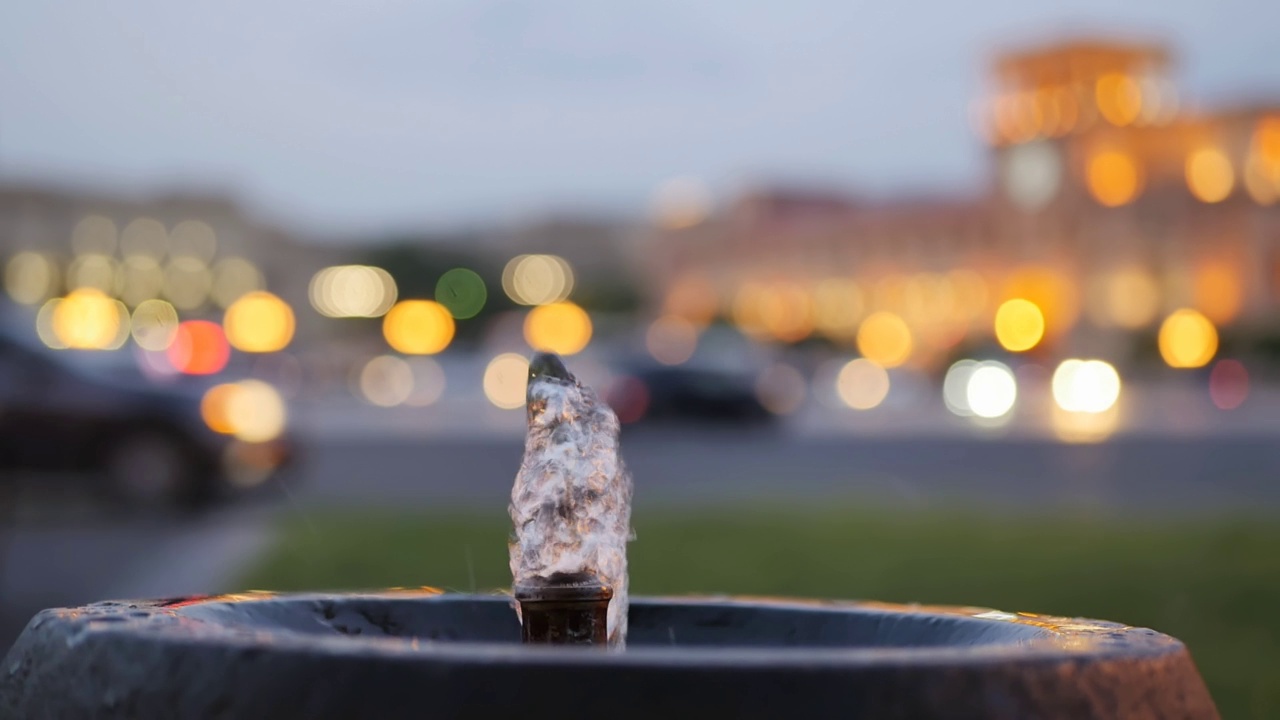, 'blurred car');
0,330,295,511
605,362,774,426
